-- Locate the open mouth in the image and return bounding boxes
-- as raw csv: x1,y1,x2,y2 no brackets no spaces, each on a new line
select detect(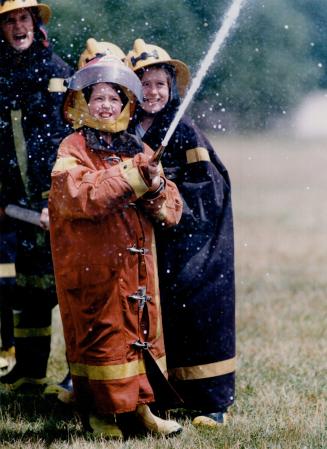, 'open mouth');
144,97,161,104
14,33,28,42
99,112,113,119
